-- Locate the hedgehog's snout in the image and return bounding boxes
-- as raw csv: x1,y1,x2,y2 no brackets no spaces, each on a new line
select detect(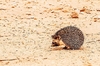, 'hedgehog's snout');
51,41,59,47
51,37,60,47
52,42,57,44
